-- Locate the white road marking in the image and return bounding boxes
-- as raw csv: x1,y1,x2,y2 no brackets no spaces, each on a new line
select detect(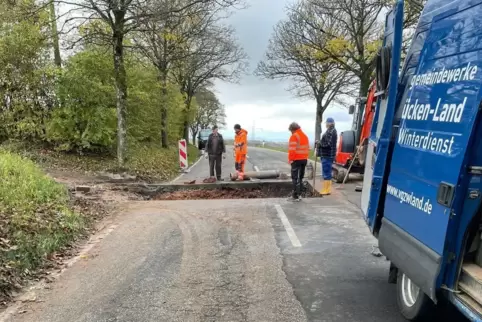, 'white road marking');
254,165,260,172
274,204,302,247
